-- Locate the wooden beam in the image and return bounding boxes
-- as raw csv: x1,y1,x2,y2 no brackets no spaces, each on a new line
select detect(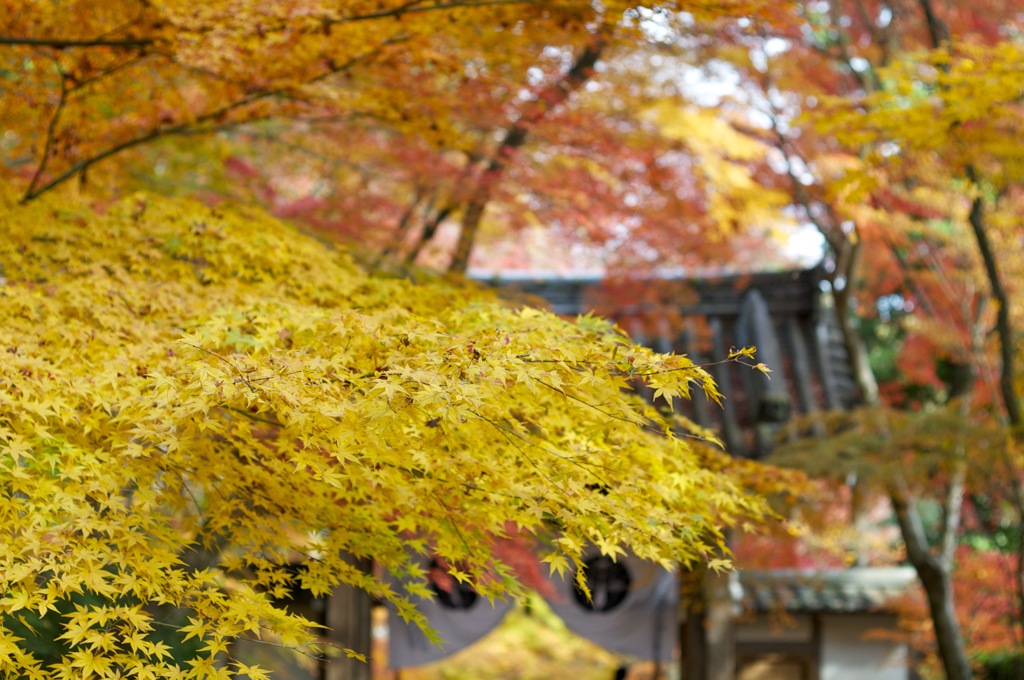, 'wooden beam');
813,316,844,411
677,321,712,428
323,555,374,680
